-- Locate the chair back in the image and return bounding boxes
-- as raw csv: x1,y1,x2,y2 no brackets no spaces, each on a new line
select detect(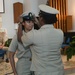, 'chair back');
66,37,70,44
